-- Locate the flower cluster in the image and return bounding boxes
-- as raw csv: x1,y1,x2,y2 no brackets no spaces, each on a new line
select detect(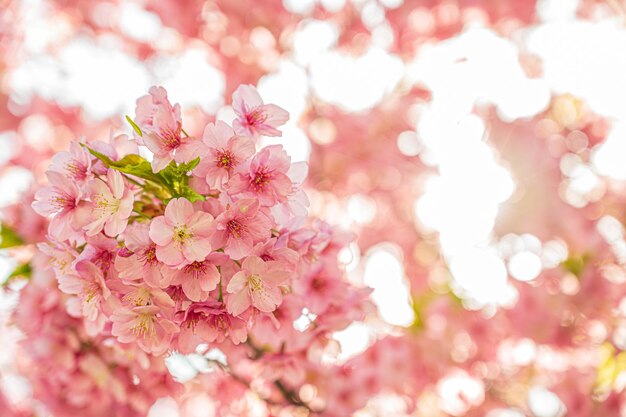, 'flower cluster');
12,253,180,417
29,85,372,413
